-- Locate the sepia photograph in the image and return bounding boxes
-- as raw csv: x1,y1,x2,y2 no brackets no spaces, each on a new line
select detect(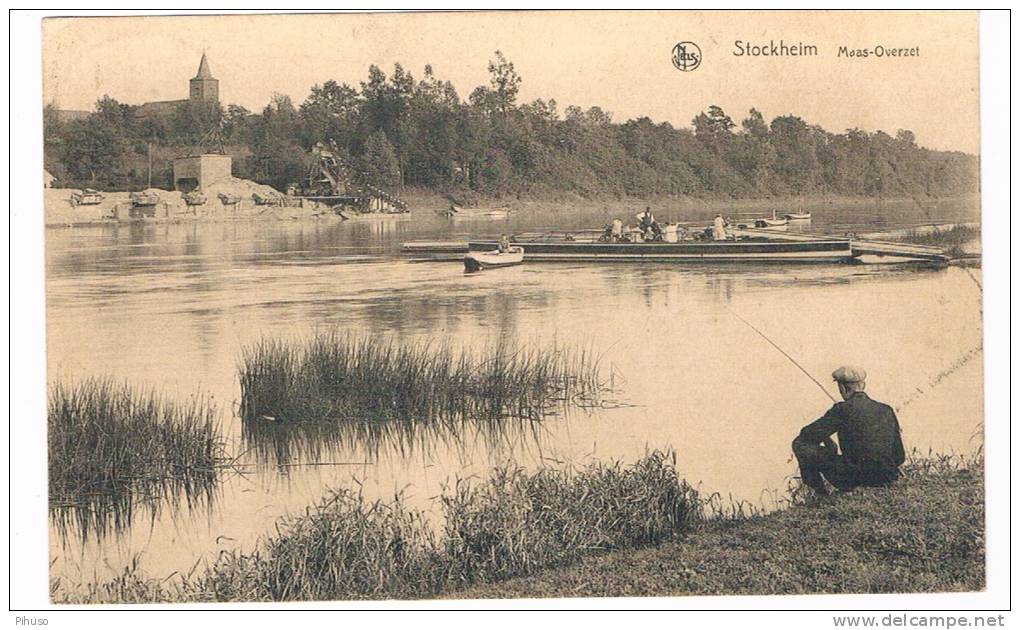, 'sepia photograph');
7,8,1012,619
